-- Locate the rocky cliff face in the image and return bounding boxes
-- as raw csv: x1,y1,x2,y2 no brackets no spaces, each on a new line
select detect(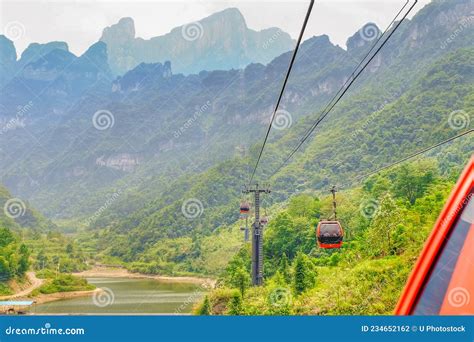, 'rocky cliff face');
1,0,472,218
0,35,17,85
100,8,295,76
